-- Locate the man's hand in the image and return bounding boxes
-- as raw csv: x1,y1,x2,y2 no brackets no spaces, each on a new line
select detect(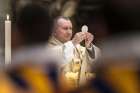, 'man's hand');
85,32,94,48
72,32,86,45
